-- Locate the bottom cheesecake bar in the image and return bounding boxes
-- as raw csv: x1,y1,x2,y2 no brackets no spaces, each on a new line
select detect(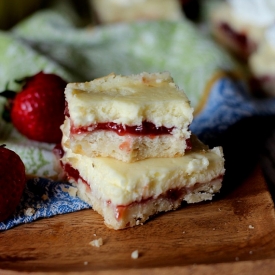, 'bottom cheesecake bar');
60,136,225,230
